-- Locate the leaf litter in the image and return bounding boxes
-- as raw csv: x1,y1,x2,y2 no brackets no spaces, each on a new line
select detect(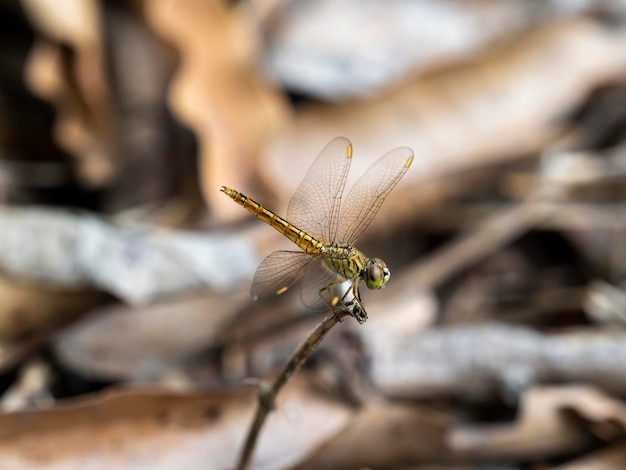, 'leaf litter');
2,1,626,468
